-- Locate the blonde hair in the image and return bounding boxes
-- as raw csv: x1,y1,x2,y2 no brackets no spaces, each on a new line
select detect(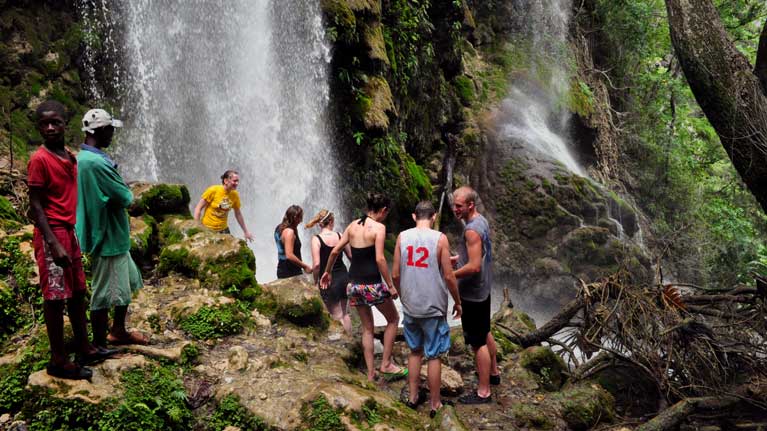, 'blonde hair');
305,209,334,228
